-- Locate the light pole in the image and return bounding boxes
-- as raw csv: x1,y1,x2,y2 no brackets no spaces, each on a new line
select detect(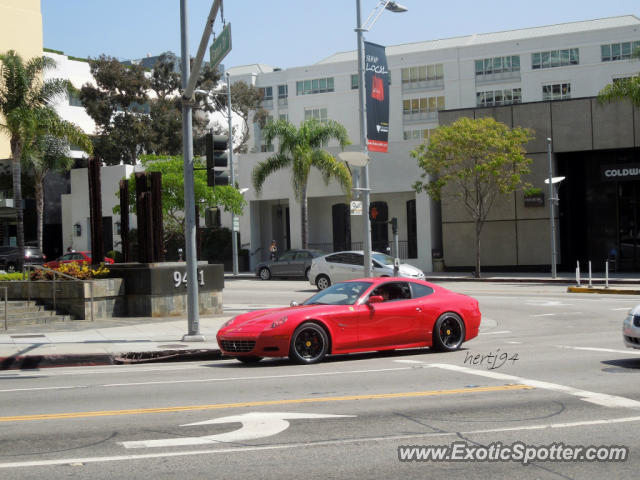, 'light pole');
226,72,239,275
545,138,564,279
355,0,407,277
